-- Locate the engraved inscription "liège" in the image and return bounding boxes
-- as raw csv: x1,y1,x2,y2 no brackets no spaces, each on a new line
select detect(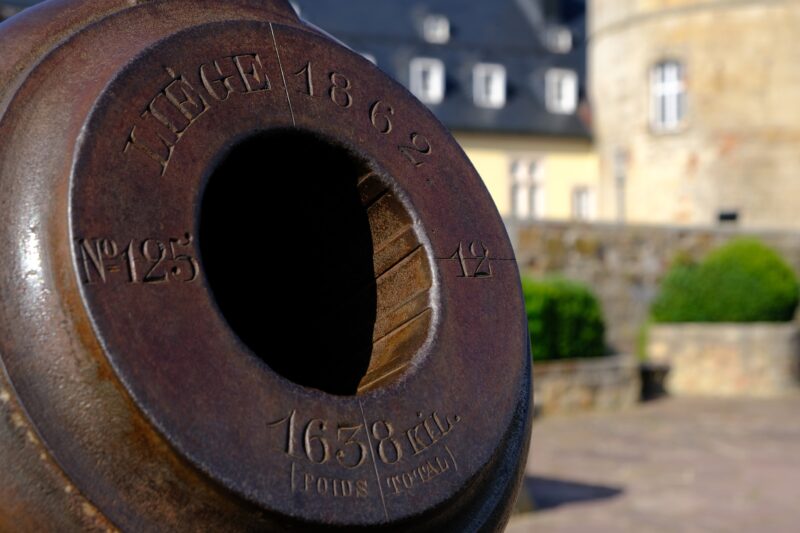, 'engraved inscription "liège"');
77,233,199,285
124,54,270,176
